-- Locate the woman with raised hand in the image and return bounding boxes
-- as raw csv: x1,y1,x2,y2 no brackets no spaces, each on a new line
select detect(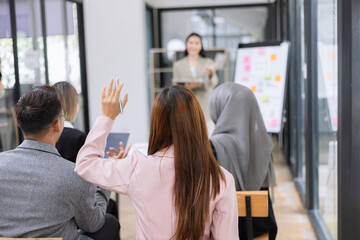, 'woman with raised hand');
75,79,238,239
209,82,277,240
